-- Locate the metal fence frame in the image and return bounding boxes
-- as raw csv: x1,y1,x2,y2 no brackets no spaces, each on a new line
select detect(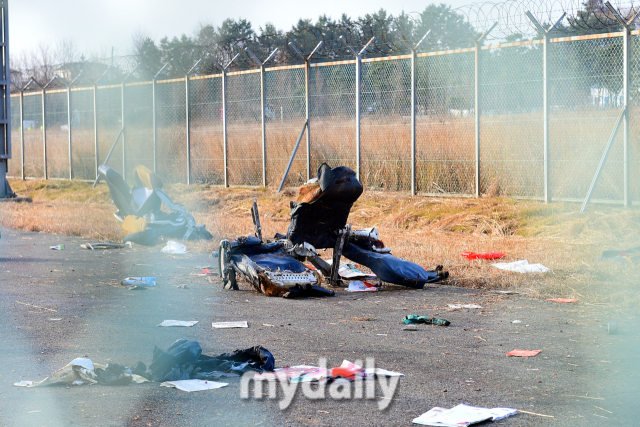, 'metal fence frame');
8,8,640,209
